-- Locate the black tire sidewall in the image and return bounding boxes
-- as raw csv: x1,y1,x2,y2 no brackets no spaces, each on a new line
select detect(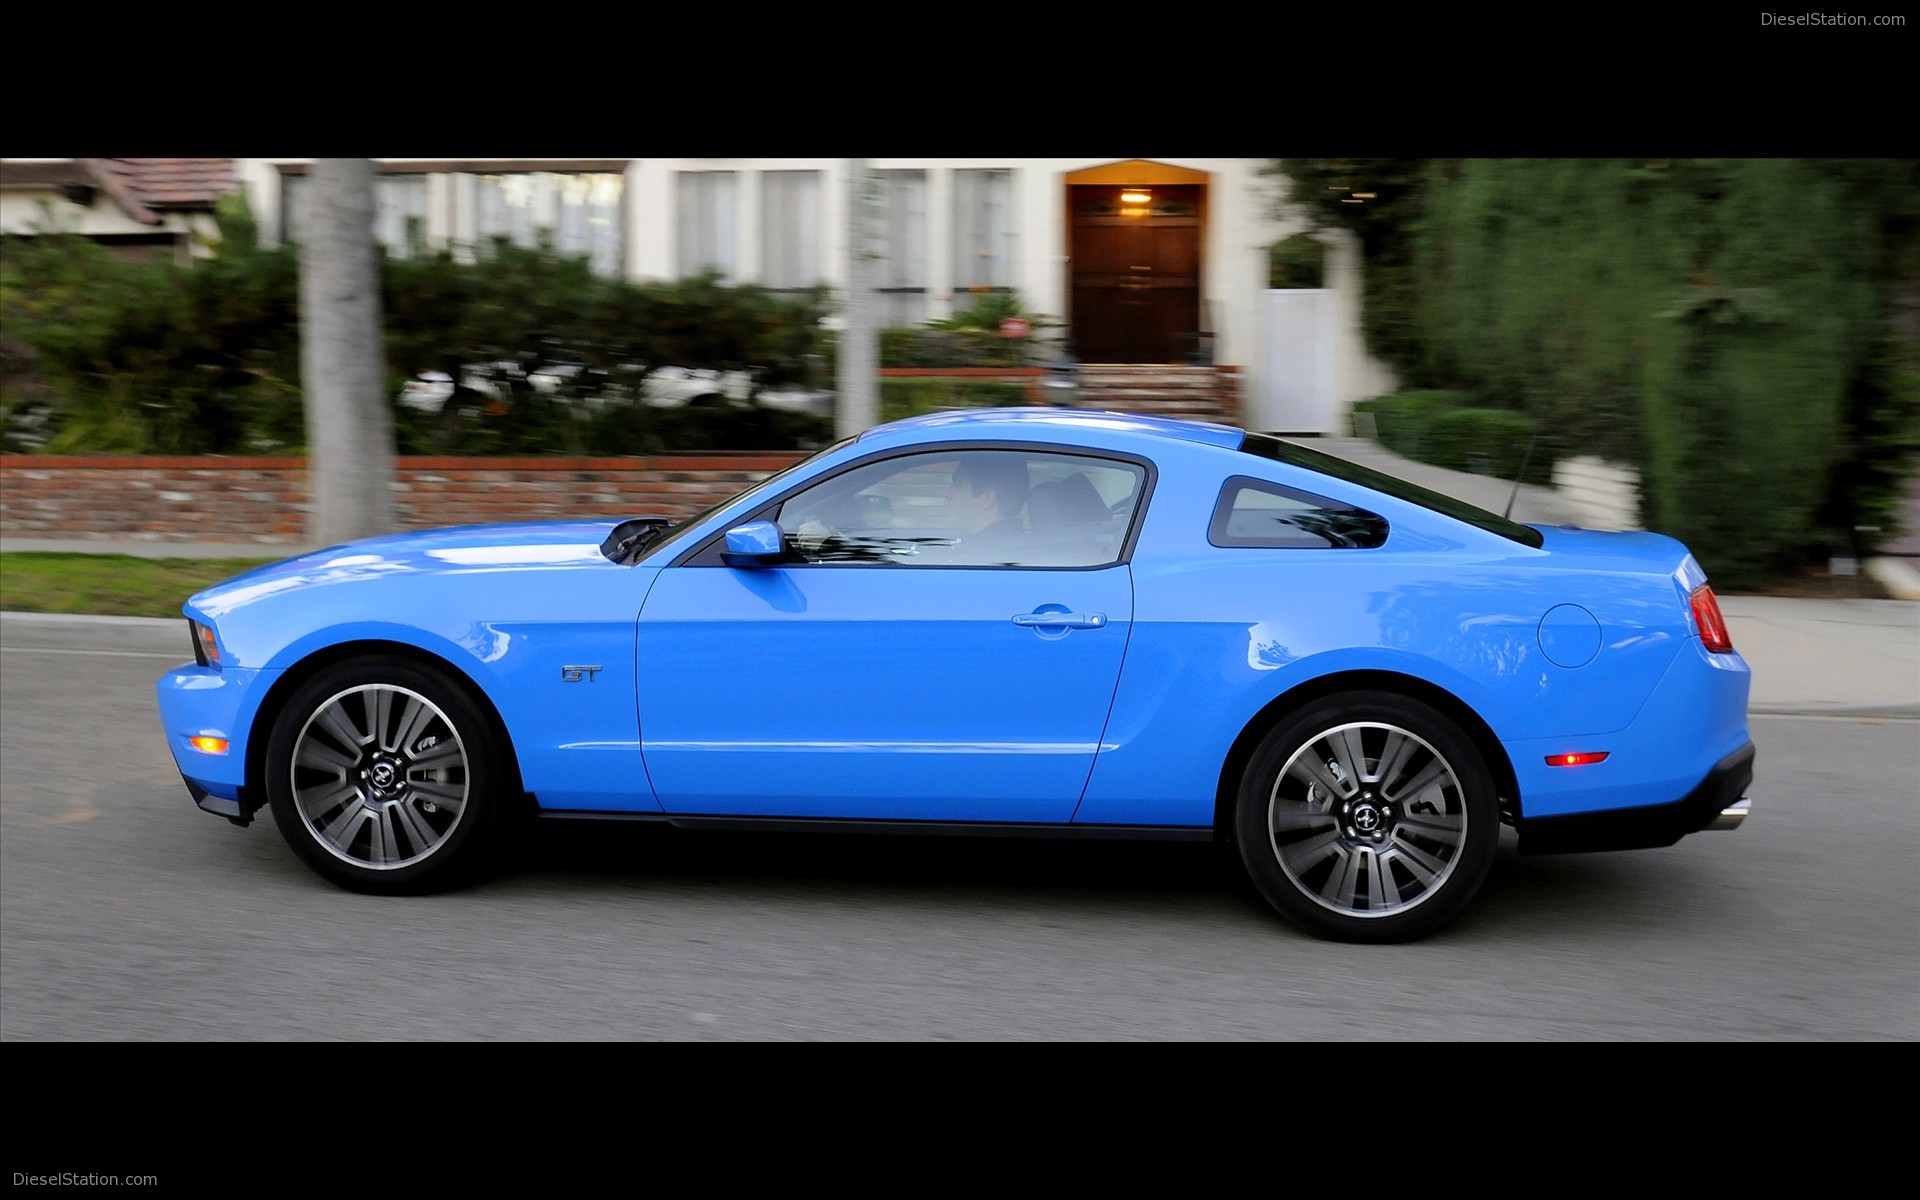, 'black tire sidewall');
264,656,504,895
1235,691,1497,943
